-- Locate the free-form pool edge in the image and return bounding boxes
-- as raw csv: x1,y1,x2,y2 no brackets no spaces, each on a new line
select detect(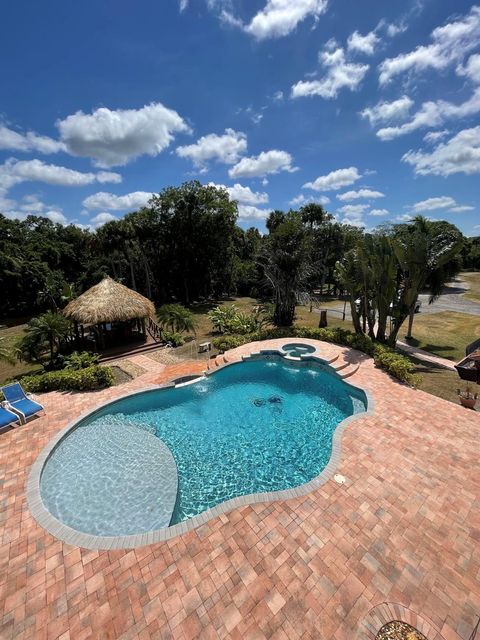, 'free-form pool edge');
27,345,375,551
